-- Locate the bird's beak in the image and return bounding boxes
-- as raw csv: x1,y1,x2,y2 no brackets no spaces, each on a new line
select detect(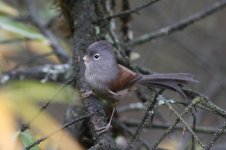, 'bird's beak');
83,55,90,62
